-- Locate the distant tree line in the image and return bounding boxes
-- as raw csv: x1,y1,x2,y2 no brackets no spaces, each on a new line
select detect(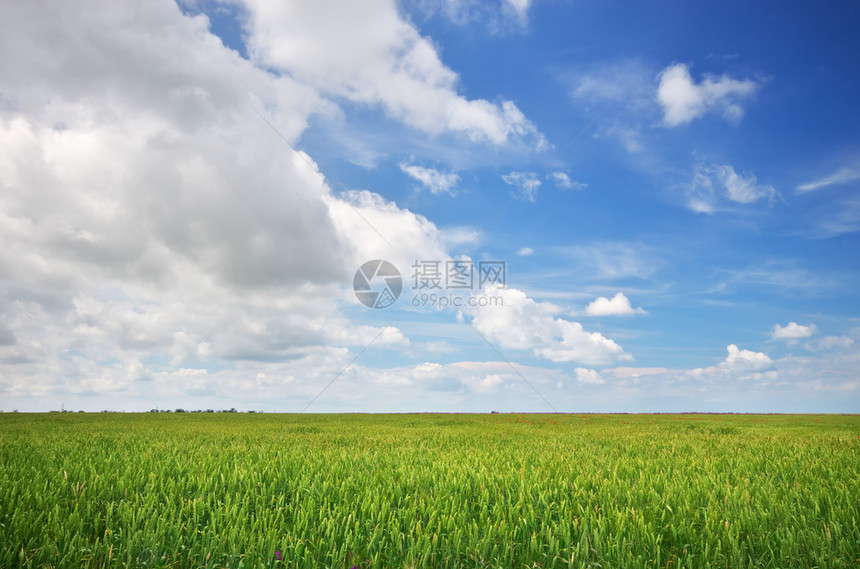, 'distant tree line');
149,408,258,414
31,408,261,413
